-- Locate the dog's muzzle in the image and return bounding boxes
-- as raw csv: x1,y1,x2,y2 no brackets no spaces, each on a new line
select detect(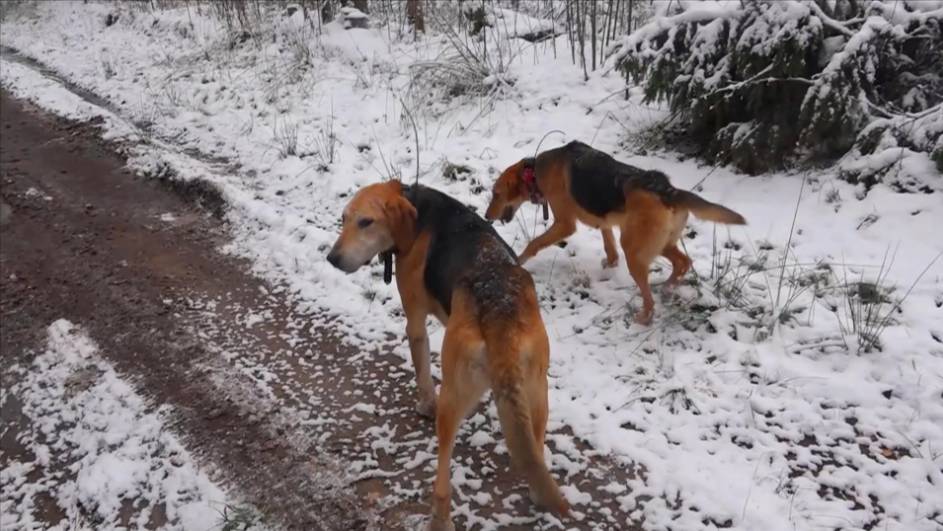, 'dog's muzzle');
500,206,515,224
327,248,357,273
327,250,342,269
